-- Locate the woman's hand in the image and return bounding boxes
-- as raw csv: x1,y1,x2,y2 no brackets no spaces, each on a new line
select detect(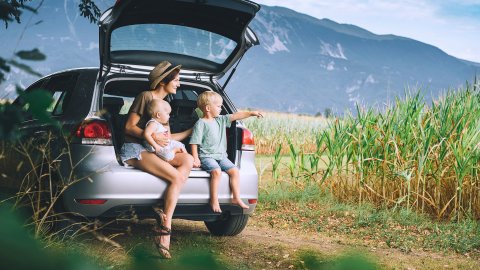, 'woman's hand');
153,132,169,147
172,147,184,154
